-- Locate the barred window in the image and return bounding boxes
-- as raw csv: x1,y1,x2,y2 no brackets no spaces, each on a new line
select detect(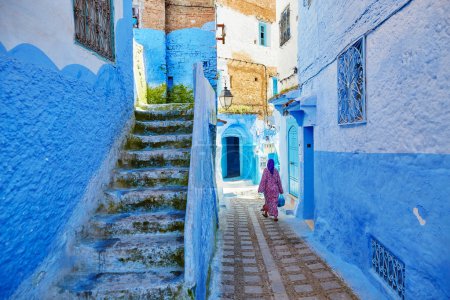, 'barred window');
73,0,115,61
279,6,290,46
337,37,366,125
